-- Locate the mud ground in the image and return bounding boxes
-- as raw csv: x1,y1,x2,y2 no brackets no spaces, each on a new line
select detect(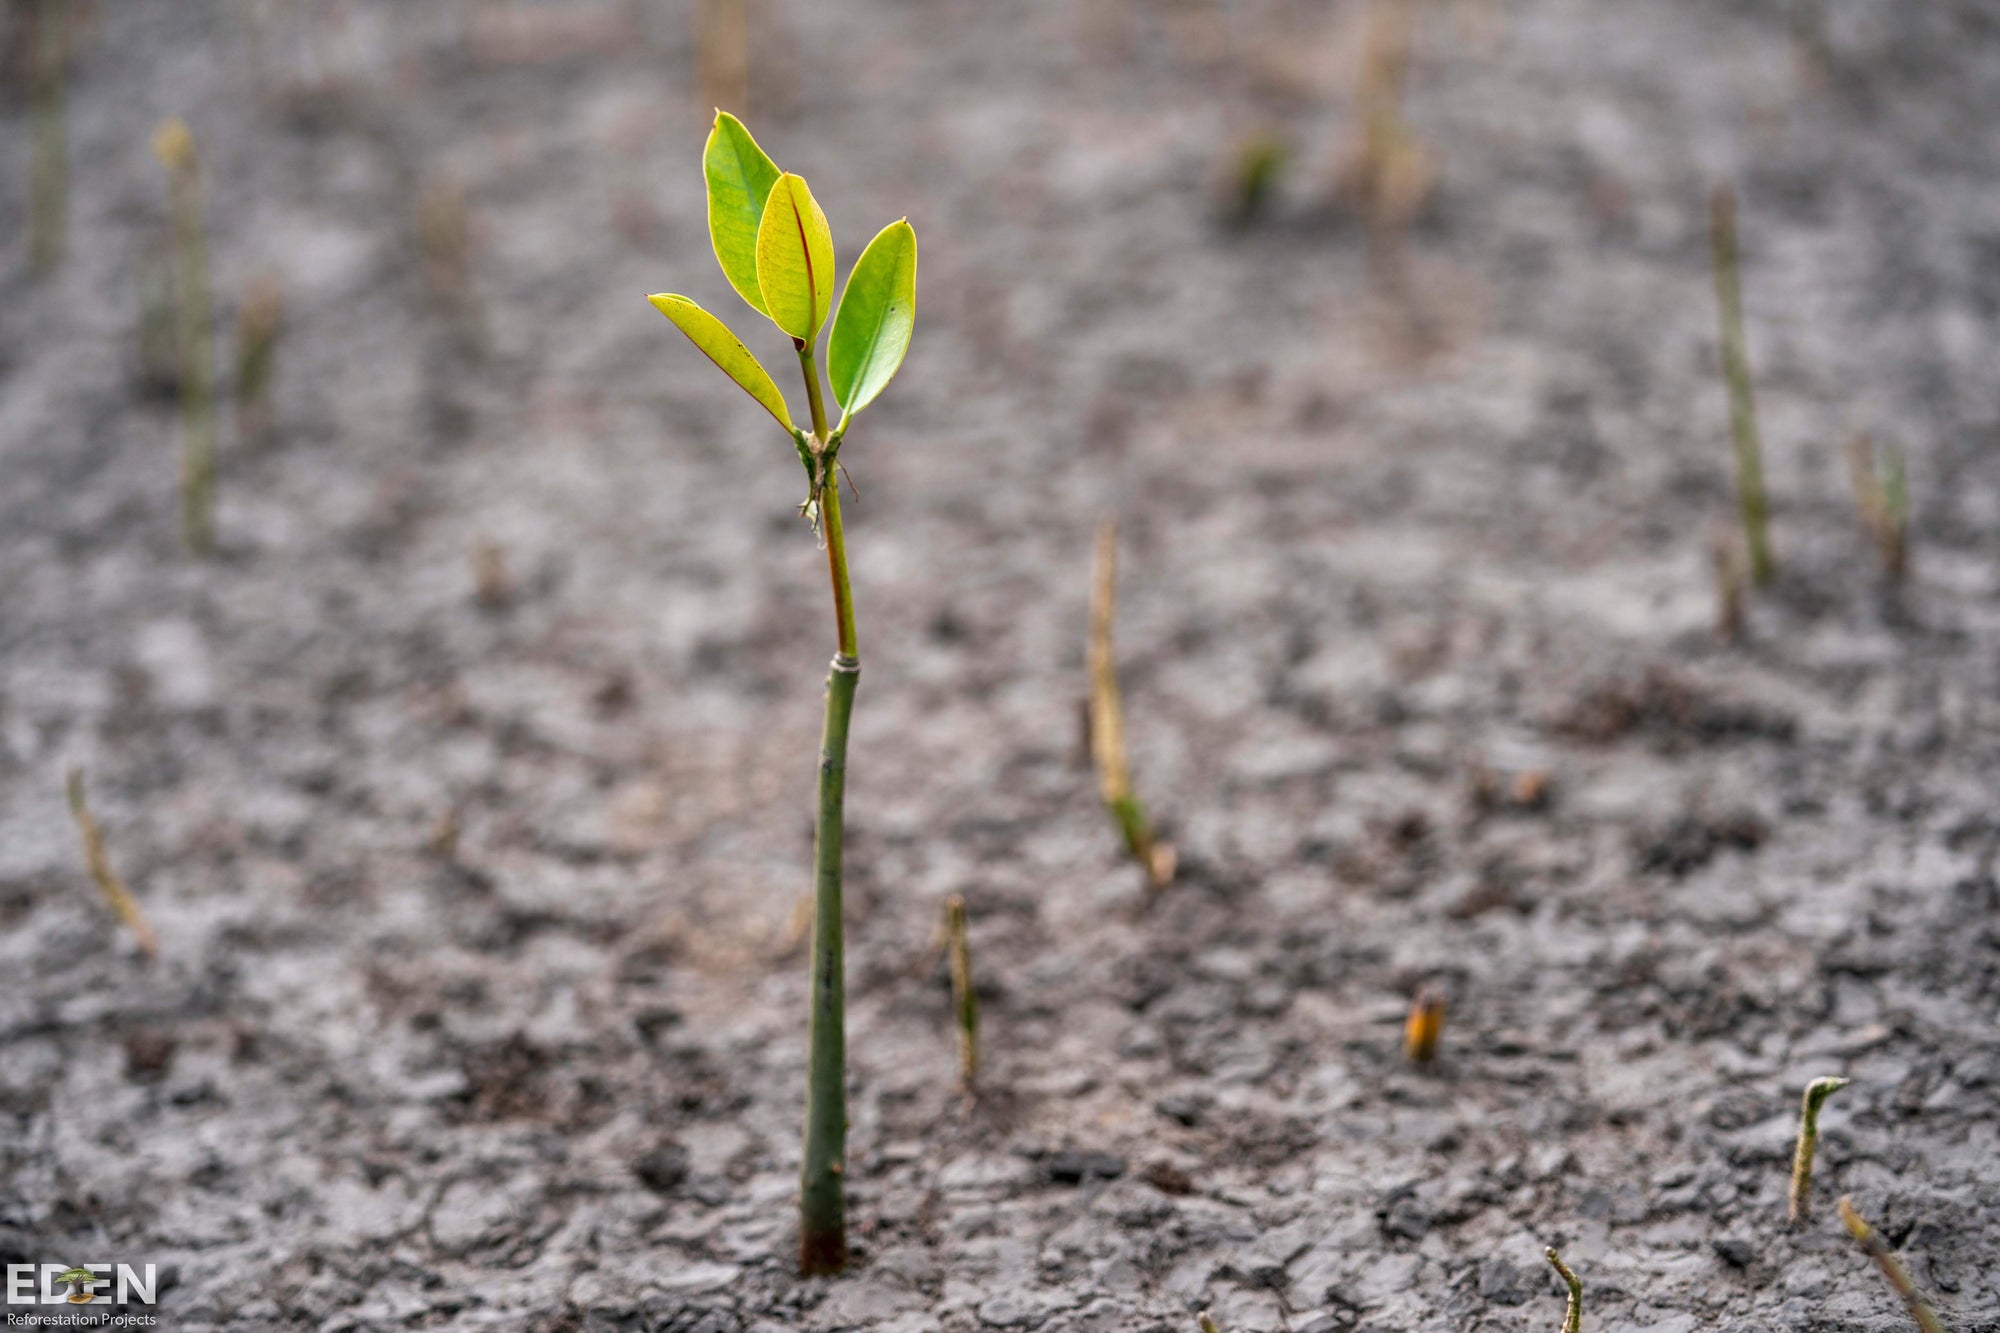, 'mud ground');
2,2,1997,1330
